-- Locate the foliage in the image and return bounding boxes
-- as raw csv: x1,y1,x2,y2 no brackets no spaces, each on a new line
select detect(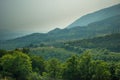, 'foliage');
29,47,76,61
0,49,8,57
31,56,45,75
45,58,62,80
0,48,120,80
0,51,32,80
63,33,120,52
62,55,79,80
